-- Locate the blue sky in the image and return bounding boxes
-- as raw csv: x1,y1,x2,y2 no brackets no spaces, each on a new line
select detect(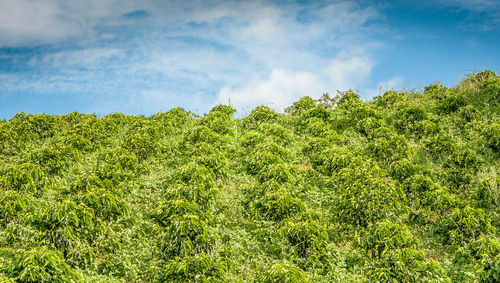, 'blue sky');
0,0,499,118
